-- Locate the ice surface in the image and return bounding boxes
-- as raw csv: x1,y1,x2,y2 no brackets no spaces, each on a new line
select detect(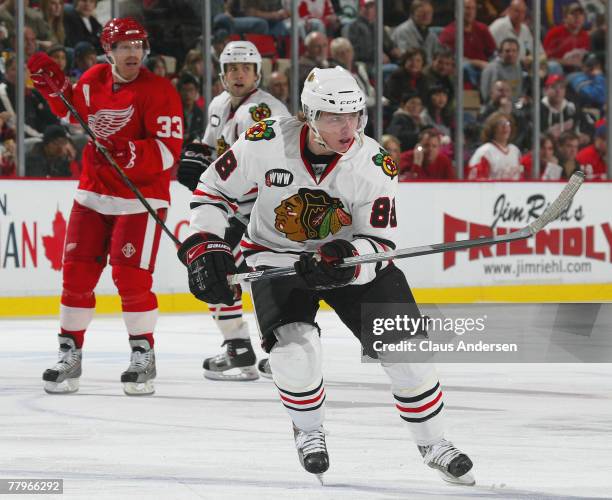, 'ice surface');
1,312,611,499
